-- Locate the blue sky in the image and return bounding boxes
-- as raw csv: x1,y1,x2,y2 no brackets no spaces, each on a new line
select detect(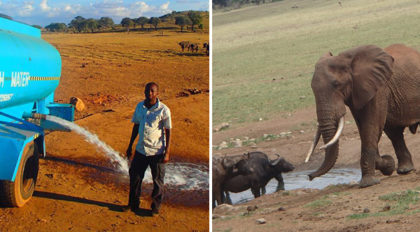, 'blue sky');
0,0,209,26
